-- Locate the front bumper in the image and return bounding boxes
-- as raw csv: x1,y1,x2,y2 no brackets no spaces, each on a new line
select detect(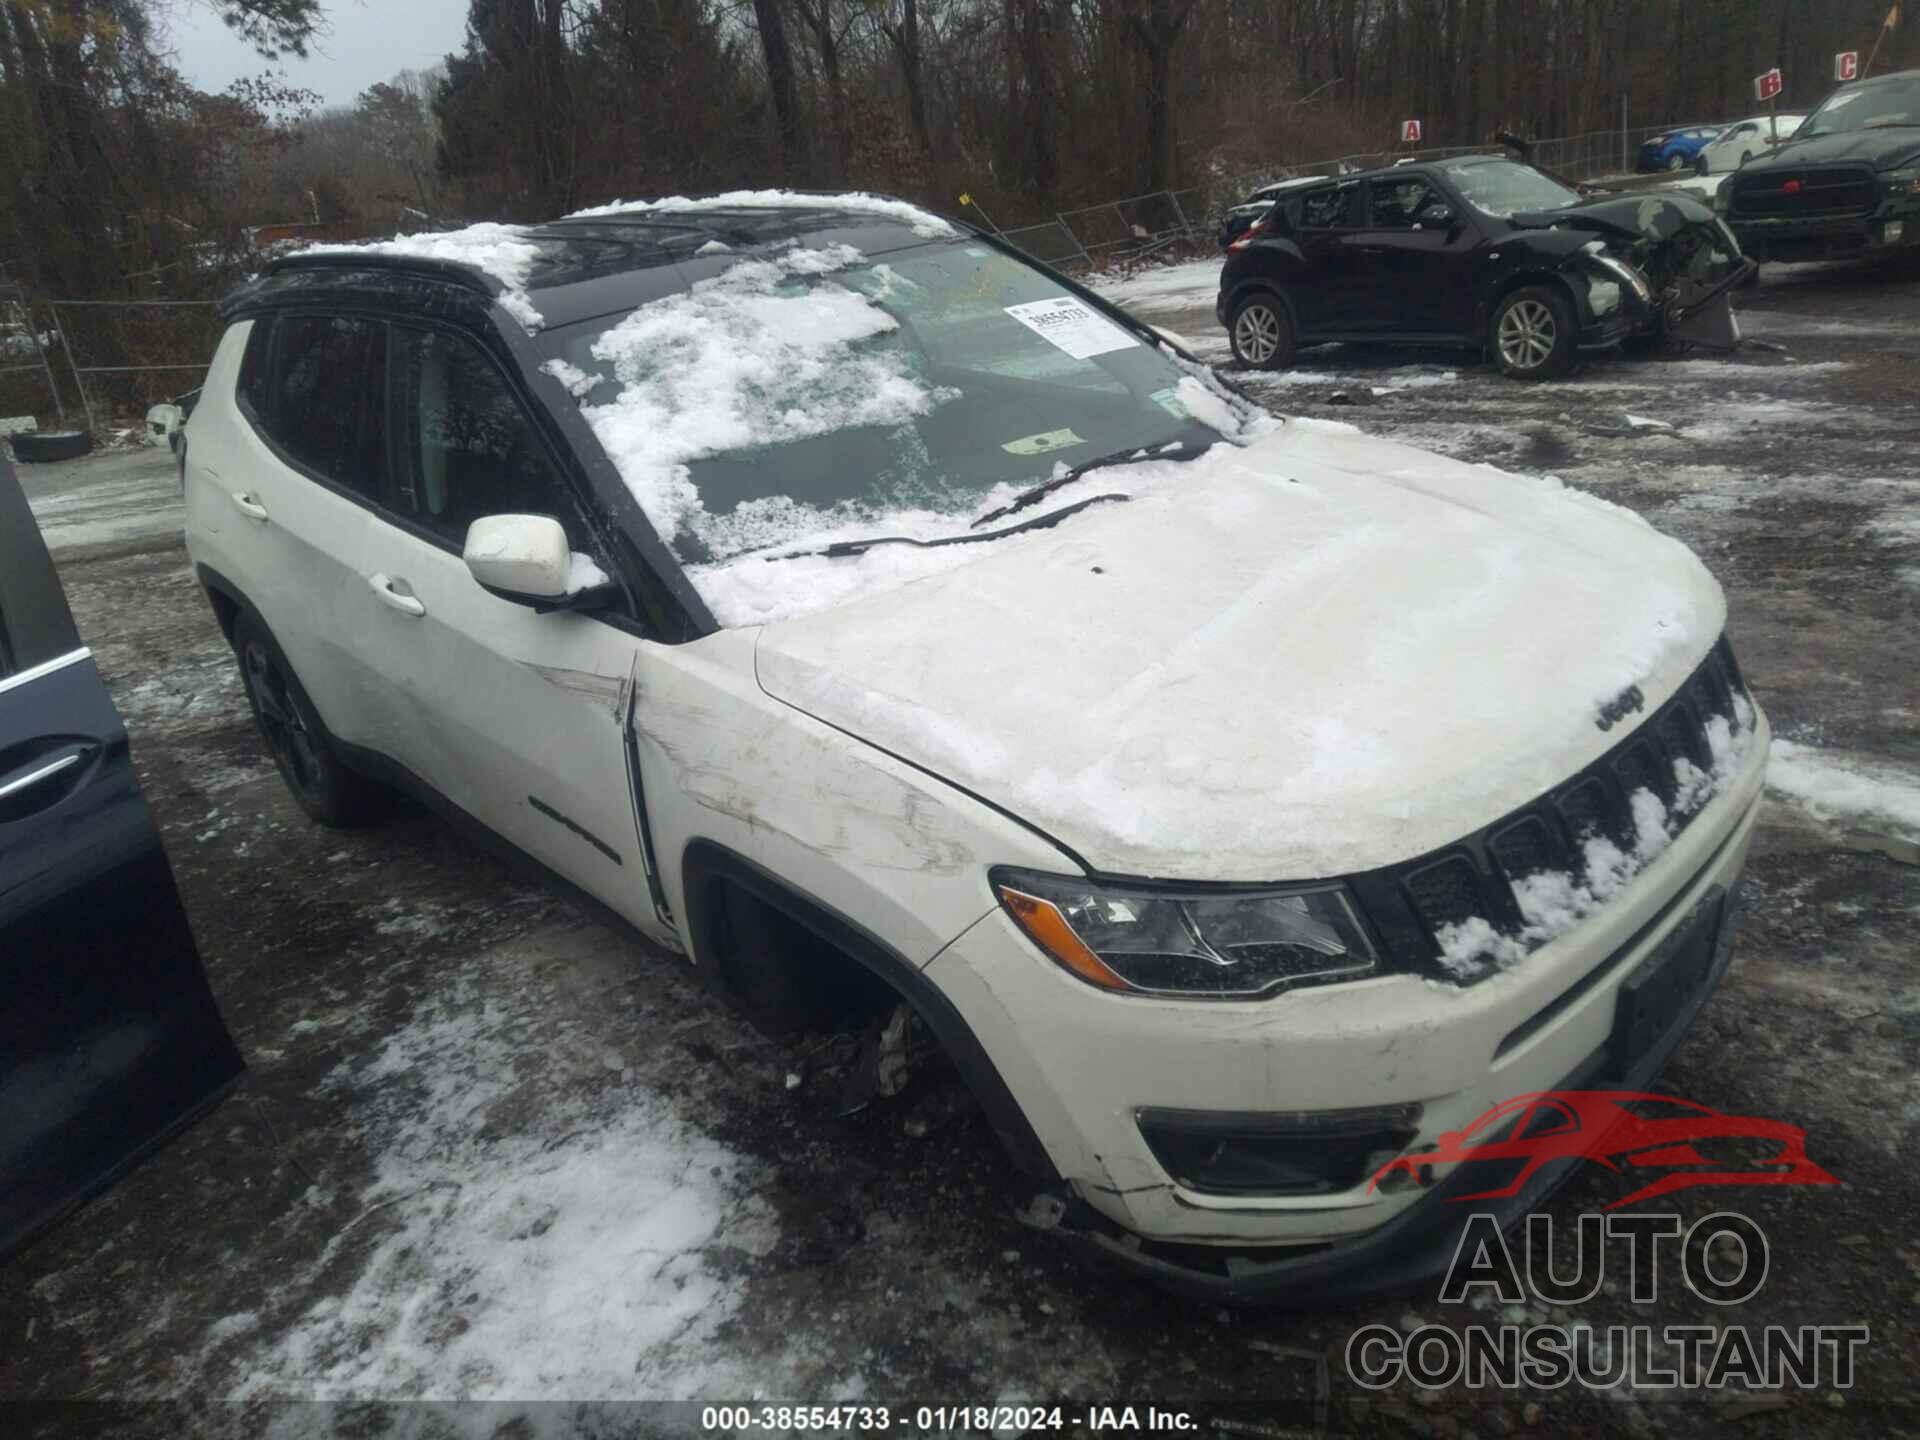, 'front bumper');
926,710,1769,1301
1730,210,1918,262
